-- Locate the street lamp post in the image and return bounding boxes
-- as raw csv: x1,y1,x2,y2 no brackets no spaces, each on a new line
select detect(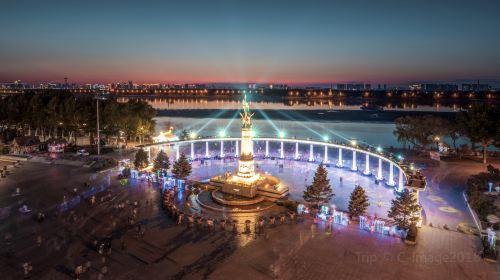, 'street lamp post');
94,90,109,155
95,93,103,155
